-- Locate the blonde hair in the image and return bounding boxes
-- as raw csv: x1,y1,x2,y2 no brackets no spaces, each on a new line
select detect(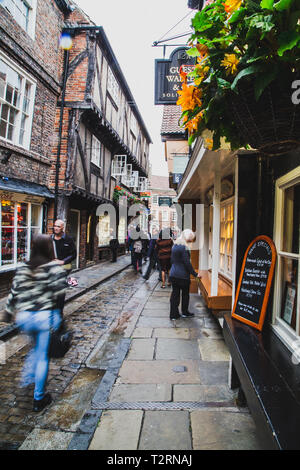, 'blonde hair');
174,229,195,247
